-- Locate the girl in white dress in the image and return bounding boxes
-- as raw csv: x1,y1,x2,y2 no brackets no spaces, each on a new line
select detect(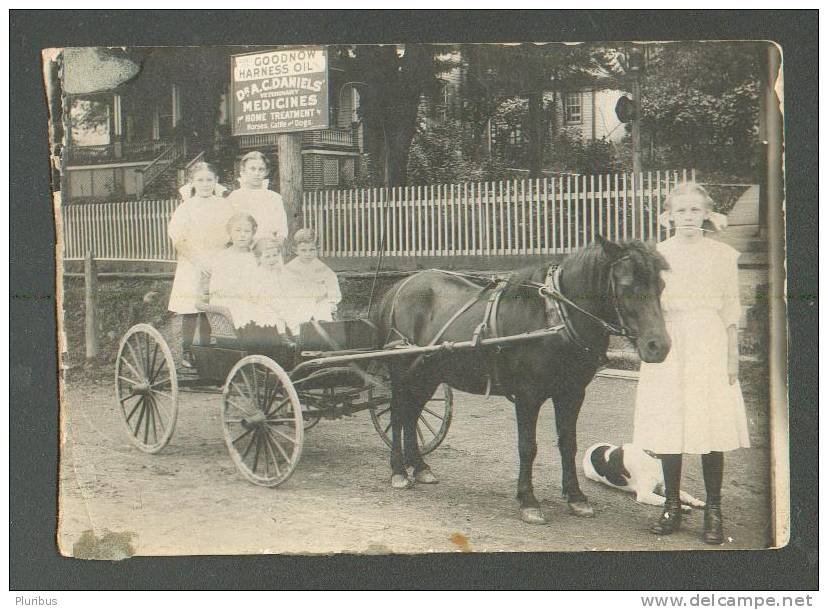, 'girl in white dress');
225,151,289,246
195,213,260,330
633,182,749,545
167,162,233,361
